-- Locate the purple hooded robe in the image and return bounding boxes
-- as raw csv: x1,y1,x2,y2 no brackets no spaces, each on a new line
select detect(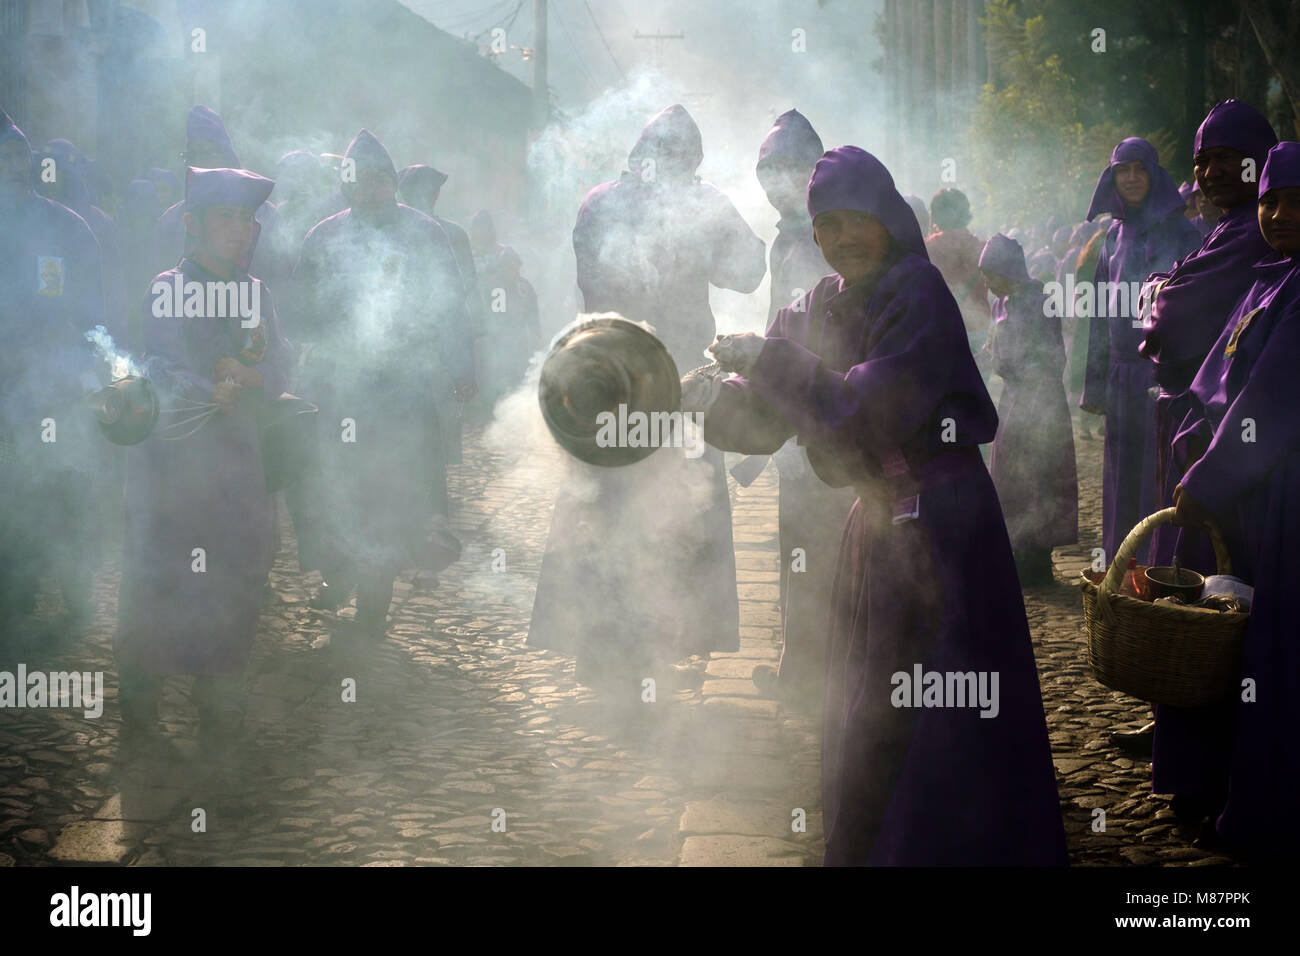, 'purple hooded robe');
704,147,1066,865
1082,137,1202,564
1152,142,1300,860
527,106,766,694
116,168,291,675
981,234,1078,553
1140,101,1278,569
